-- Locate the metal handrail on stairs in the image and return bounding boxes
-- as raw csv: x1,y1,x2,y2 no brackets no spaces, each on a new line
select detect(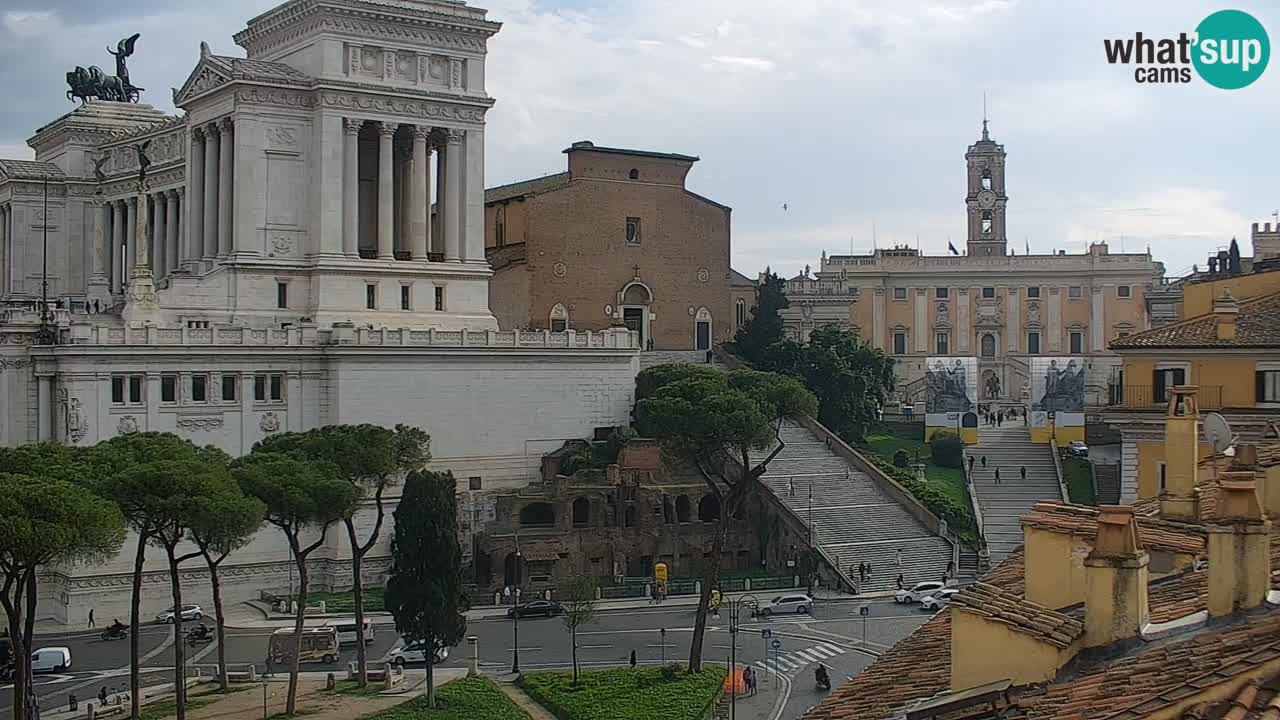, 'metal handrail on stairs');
1048,438,1070,503
962,454,990,569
